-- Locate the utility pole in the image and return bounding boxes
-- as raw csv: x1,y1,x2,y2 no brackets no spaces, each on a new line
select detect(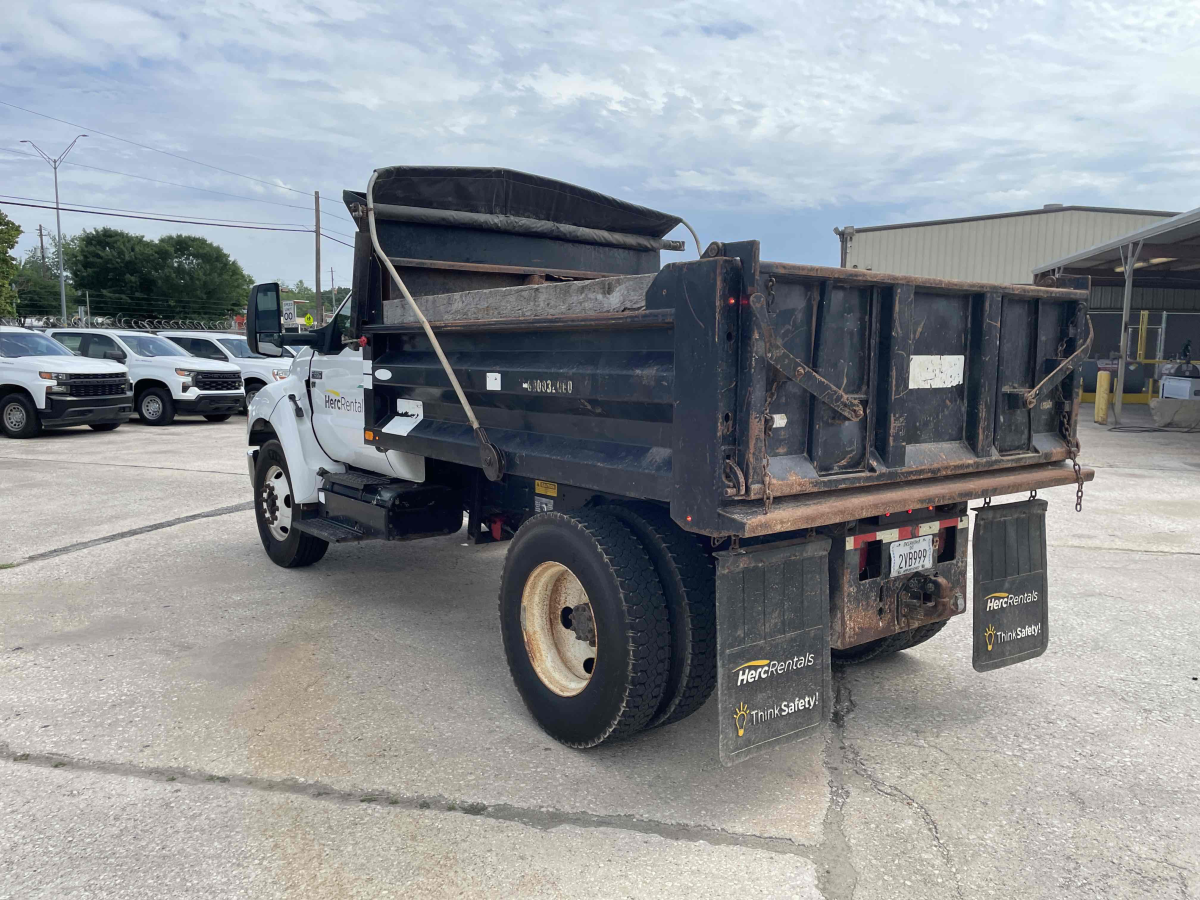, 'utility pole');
21,135,87,318
330,266,335,311
37,225,46,277
314,191,323,326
